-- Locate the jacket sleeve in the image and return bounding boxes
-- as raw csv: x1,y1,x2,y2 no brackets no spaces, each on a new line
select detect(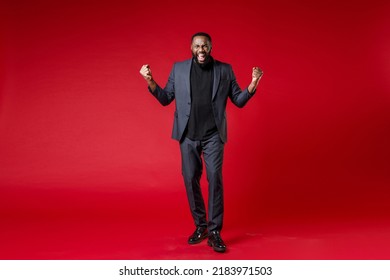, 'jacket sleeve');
228,66,255,108
148,64,176,106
